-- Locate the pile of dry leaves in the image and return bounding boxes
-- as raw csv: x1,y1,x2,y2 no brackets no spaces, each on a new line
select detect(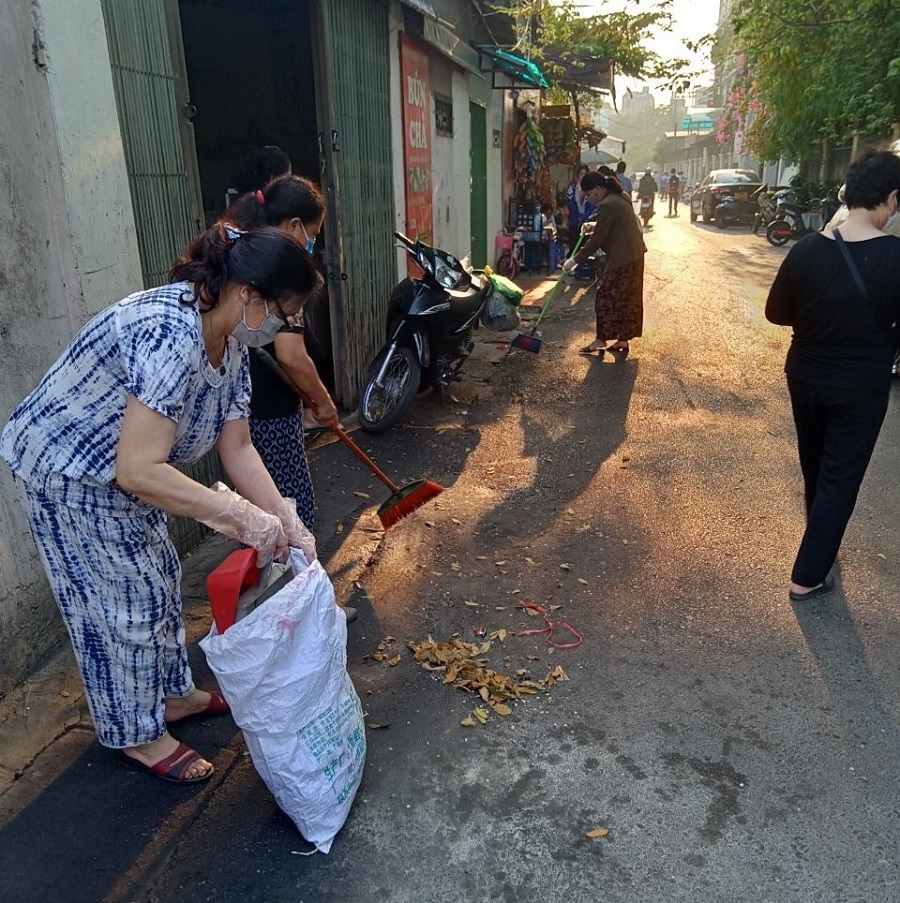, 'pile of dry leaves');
407,635,568,727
